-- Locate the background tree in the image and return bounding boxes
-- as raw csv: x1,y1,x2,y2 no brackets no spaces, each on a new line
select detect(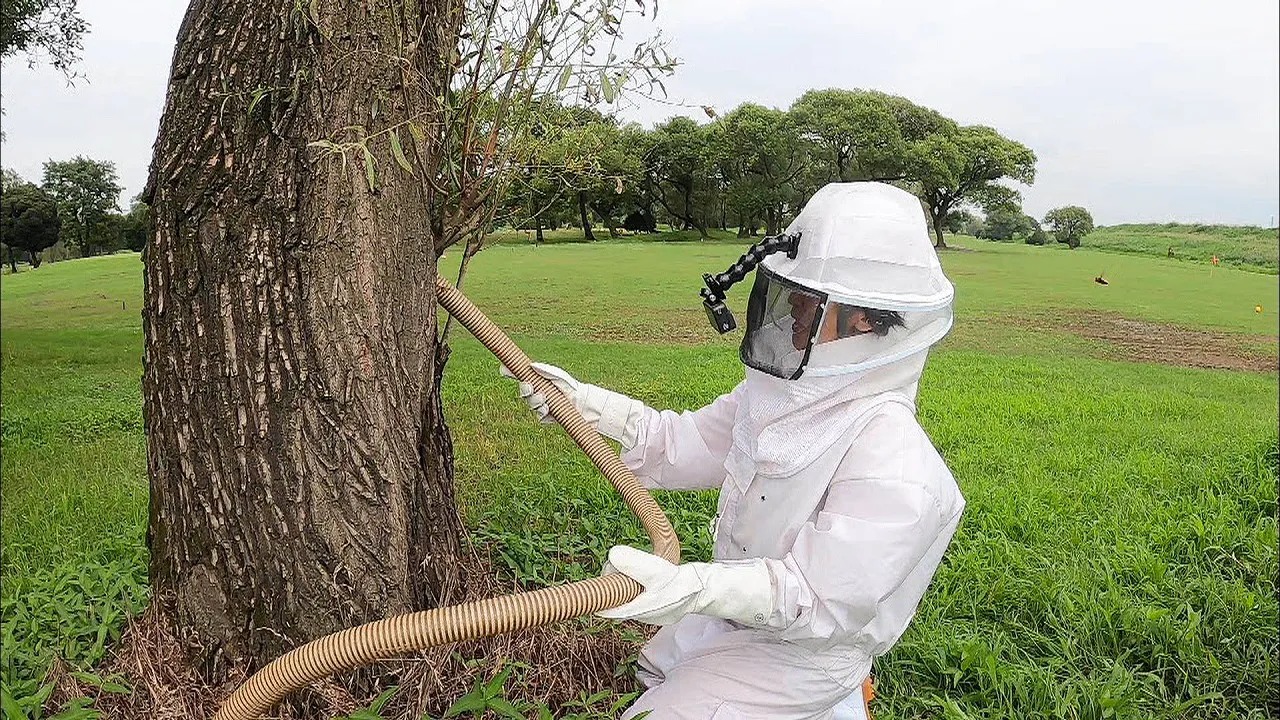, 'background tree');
915,125,1036,249
118,197,149,251
584,121,646,238
1024,215,1049,245
942,209,976,235
1,181,61,268
874,90,960,195
143,0,672,692
977,206,1032,242
789,88,904,182
557,107,626,241
1044,205,1095,248
713,103,806,236
3,169,30,269
93,200,149,254
2,168,25,190
644,116,714,237
40,156,121,256
619,125,661,233
500,104,579,244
